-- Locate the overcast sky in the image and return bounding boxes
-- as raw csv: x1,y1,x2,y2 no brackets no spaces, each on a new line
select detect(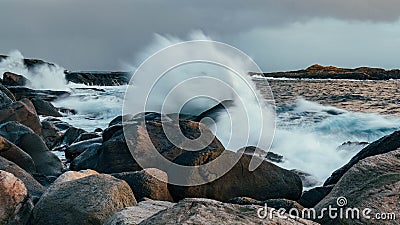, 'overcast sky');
1,0,400,71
